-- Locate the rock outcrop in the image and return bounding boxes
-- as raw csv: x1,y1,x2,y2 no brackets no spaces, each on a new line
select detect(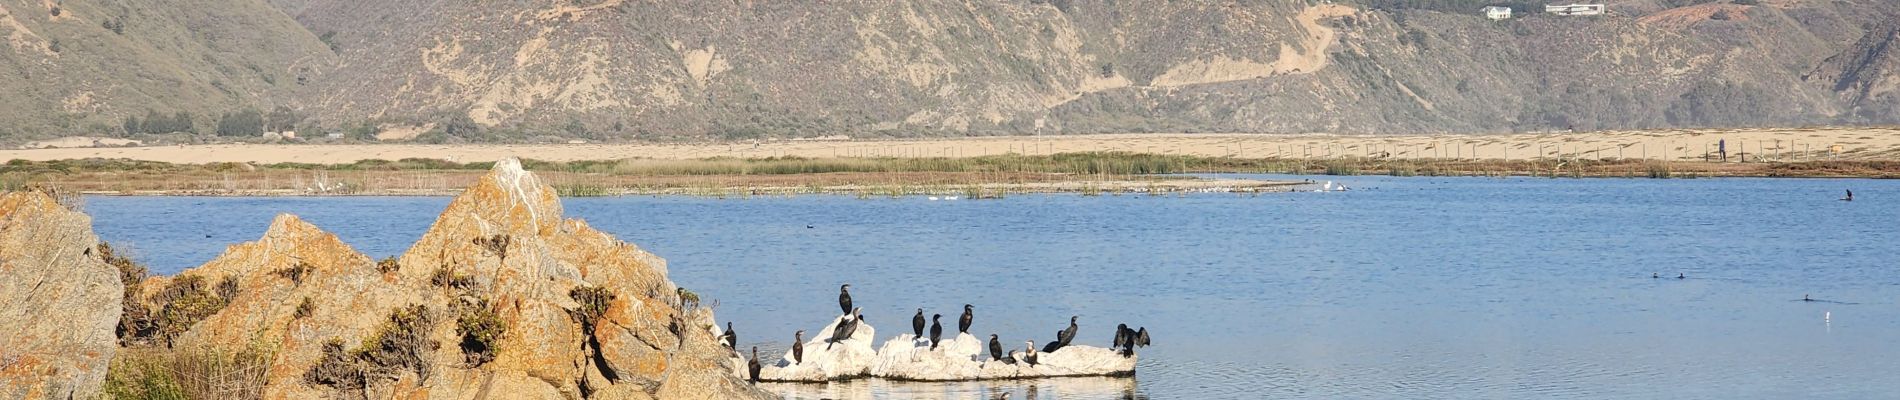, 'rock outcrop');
0,191,124,399
759,315,1136,383
759,315,880,382
129,158,769,399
